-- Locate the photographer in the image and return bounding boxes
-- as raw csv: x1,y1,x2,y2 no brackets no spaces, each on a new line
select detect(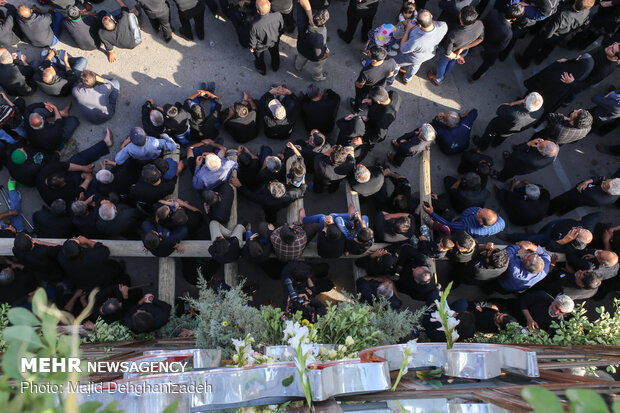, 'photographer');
281,261,333,321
